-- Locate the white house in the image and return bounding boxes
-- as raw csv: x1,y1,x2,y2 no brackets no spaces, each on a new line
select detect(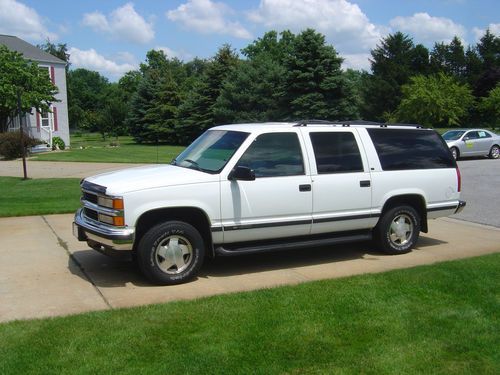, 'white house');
0,35,70,148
